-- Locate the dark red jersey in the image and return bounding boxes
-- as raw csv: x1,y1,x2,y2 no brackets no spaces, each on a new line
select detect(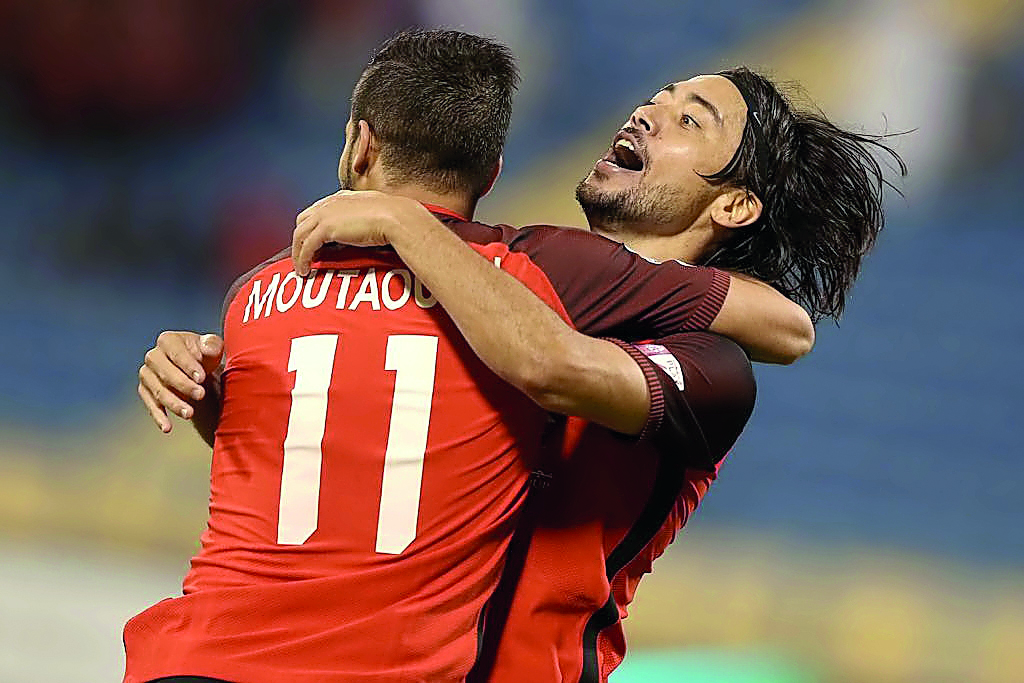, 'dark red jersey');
123,209,732,683
471,332,756,683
